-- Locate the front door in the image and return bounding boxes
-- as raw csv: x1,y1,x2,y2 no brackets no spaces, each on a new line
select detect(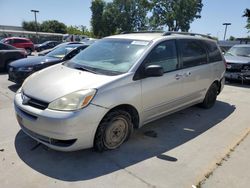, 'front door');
140,40,183,123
